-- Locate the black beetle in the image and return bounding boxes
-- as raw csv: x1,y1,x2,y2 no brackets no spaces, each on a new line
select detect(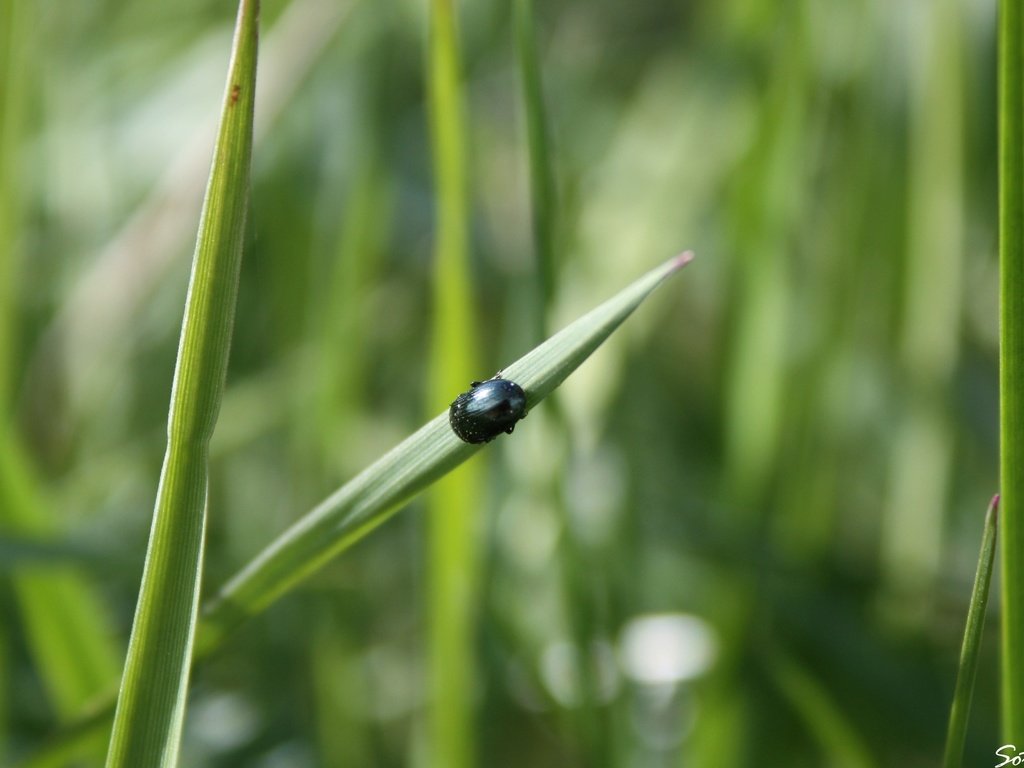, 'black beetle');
448,376,527,444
